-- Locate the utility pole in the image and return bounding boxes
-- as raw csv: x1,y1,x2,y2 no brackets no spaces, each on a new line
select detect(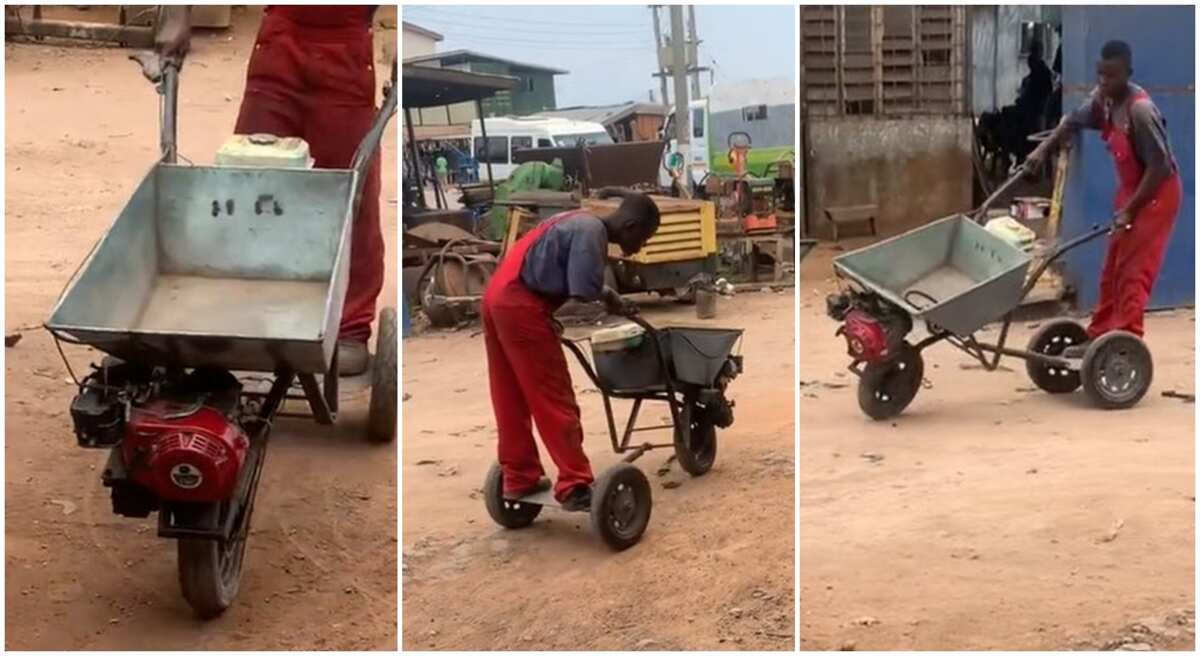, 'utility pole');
670,5,689,149
686,5,701,98
650,6,670,108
